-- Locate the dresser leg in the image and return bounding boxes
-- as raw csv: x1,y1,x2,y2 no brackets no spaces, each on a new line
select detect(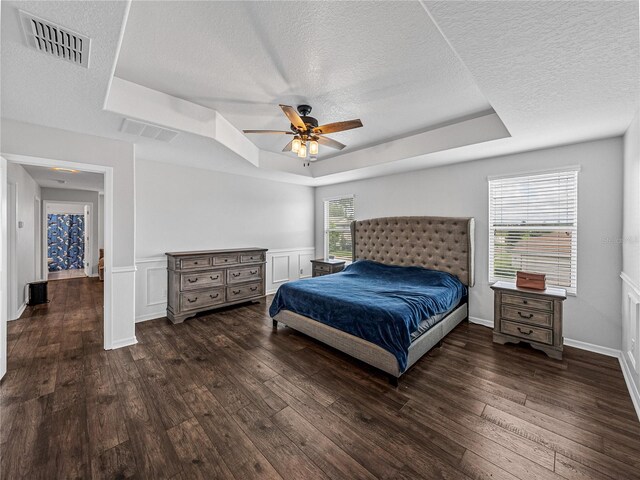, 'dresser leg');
272,319,278,330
